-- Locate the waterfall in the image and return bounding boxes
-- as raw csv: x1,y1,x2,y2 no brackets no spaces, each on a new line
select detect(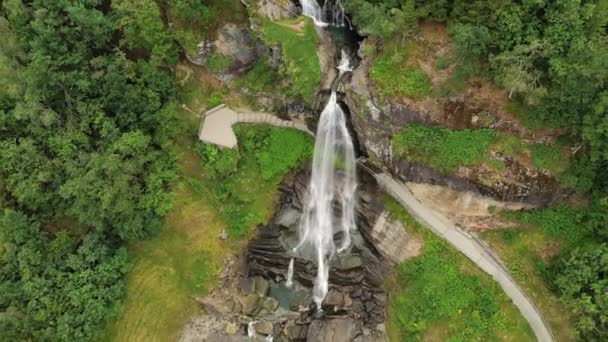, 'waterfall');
337,49,353,76
301,0,327,26
301,0,346,27
247,322,256,337
294,90,357,308
285,258,294,288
